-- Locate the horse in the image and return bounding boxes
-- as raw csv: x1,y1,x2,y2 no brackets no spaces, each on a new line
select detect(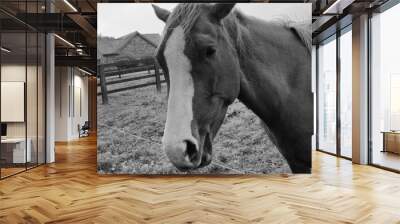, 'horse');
152,3,312,173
